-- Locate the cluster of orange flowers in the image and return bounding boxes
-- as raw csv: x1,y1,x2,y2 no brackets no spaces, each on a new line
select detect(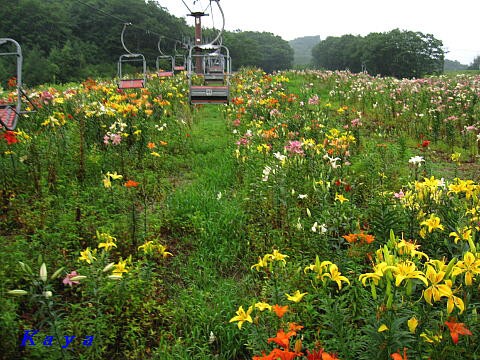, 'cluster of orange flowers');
124,179,140,188
342,231,375,245
253,323,339,360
